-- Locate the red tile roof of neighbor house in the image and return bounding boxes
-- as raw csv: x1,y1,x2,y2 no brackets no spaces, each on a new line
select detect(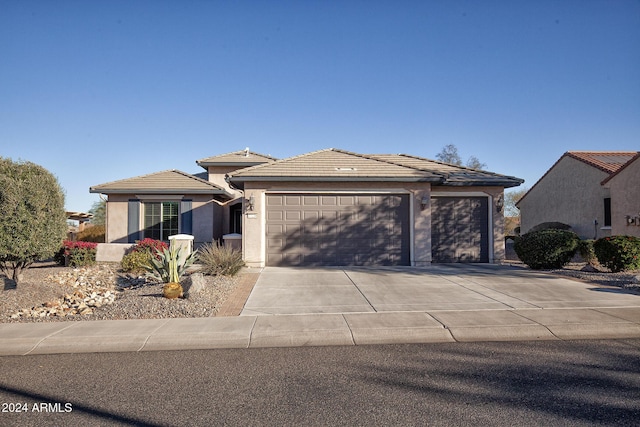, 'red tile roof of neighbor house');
601,152,640,184
515,150,640,207
567,151,639,174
